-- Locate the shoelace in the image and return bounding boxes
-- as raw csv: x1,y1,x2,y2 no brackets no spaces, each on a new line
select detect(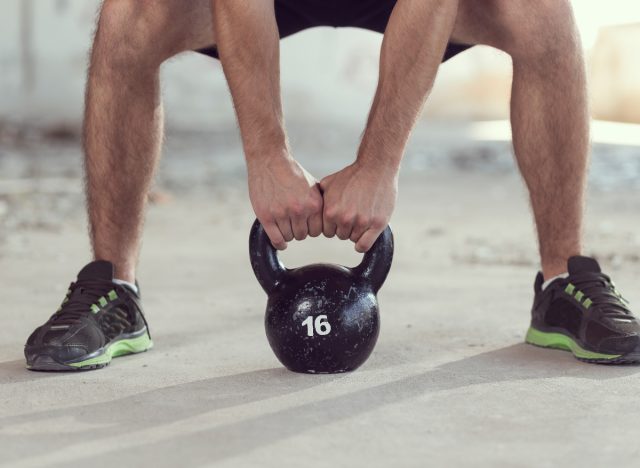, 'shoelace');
52,279,127,325
100,308,133,338
569,271,631,317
